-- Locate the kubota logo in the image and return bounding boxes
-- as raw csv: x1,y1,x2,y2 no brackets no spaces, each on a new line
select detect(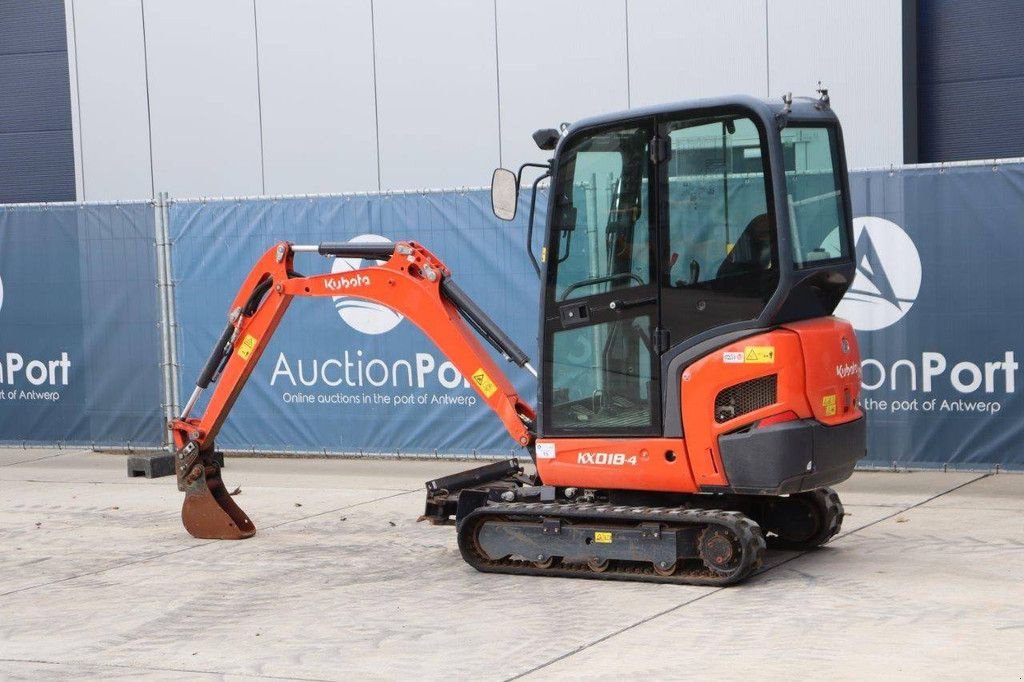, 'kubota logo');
324,273,370,291
834,217,921,332
836,362,861,379
330,234,403,335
